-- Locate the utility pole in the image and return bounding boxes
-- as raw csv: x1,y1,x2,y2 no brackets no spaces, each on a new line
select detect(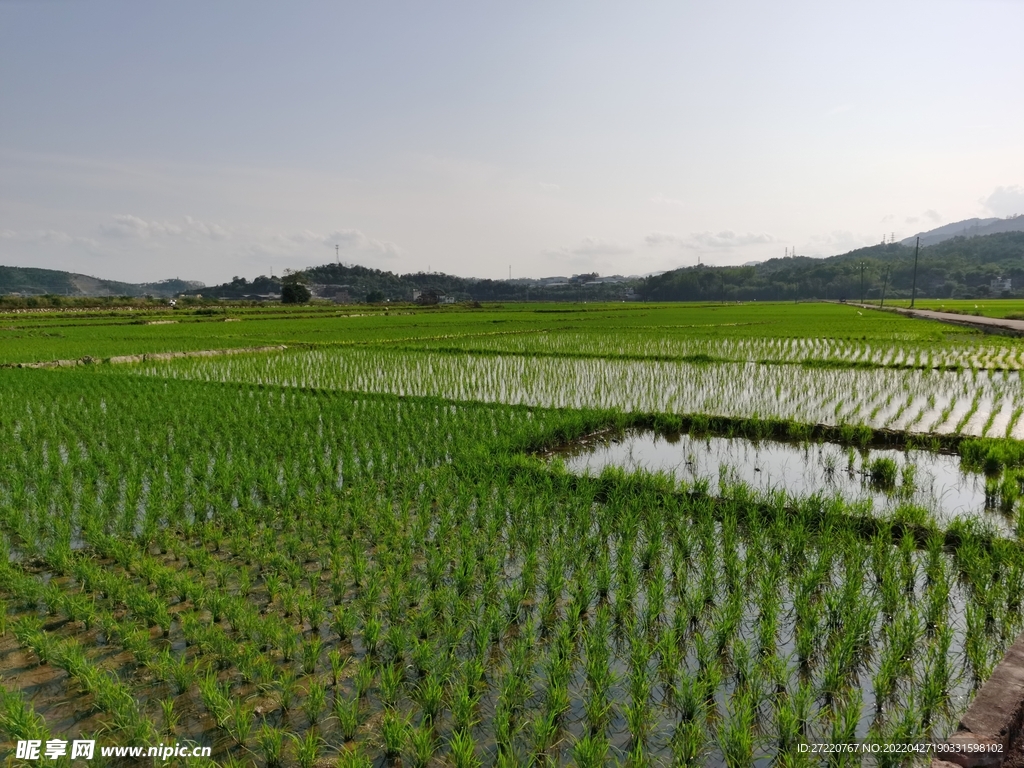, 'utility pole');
880,266,890,308
335,244,339,264
860,261,866,304
909,236,920,308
